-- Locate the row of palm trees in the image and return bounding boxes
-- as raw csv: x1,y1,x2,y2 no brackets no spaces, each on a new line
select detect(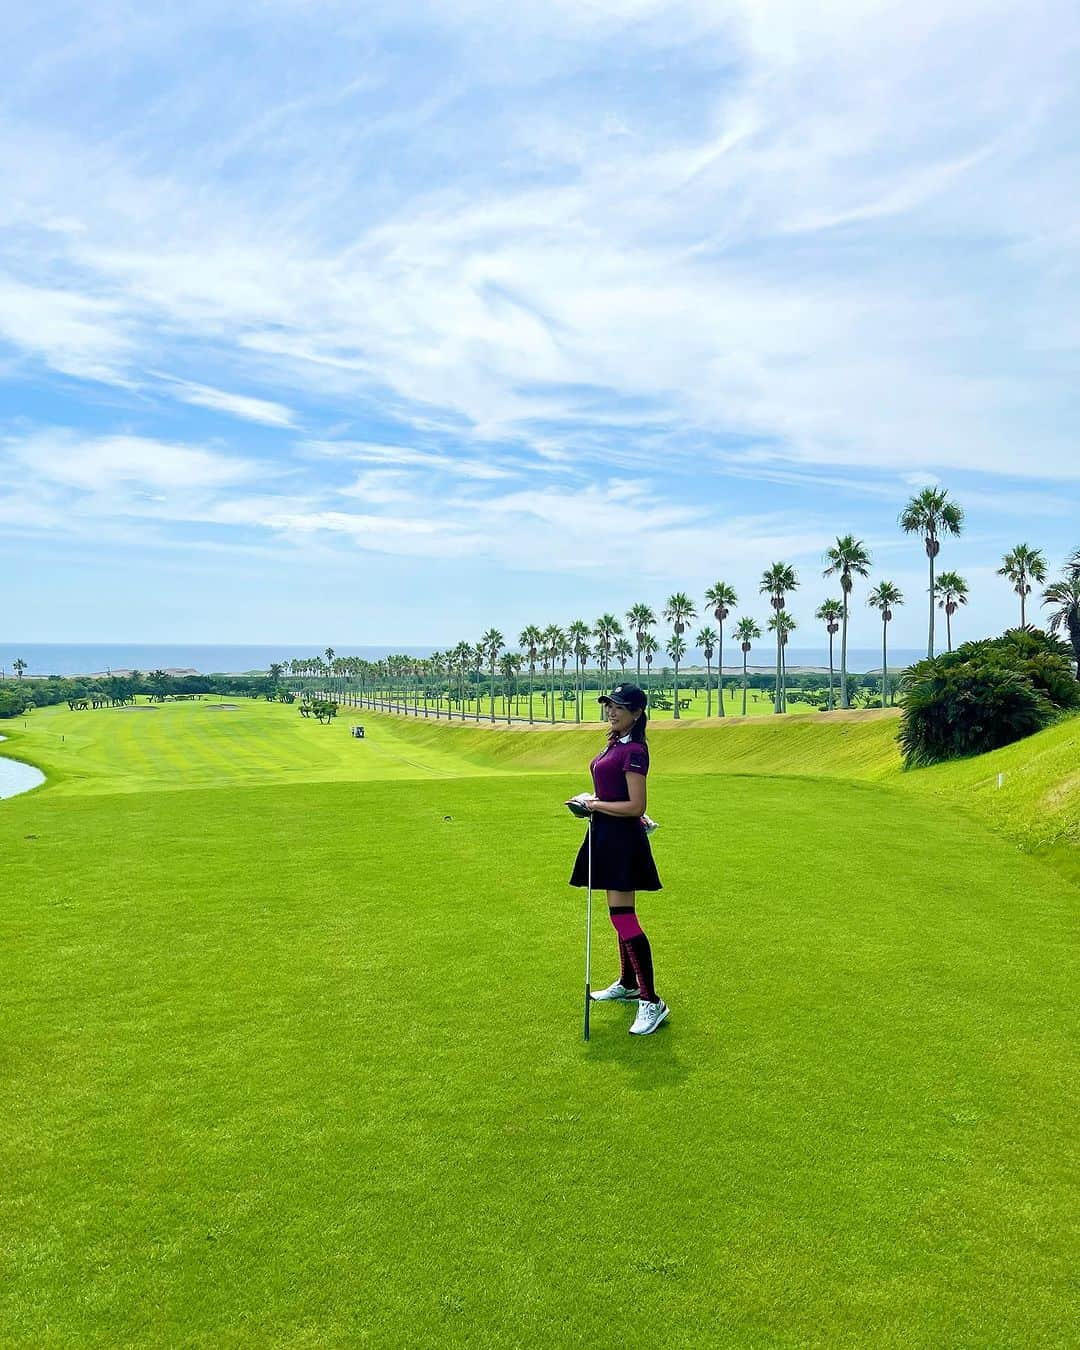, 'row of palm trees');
282,489,1079,721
